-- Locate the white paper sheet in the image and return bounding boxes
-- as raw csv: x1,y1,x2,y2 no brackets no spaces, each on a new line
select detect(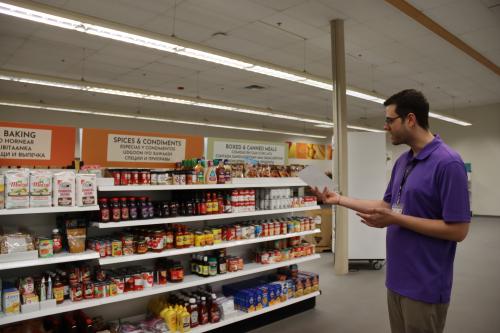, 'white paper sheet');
298,165,337,193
